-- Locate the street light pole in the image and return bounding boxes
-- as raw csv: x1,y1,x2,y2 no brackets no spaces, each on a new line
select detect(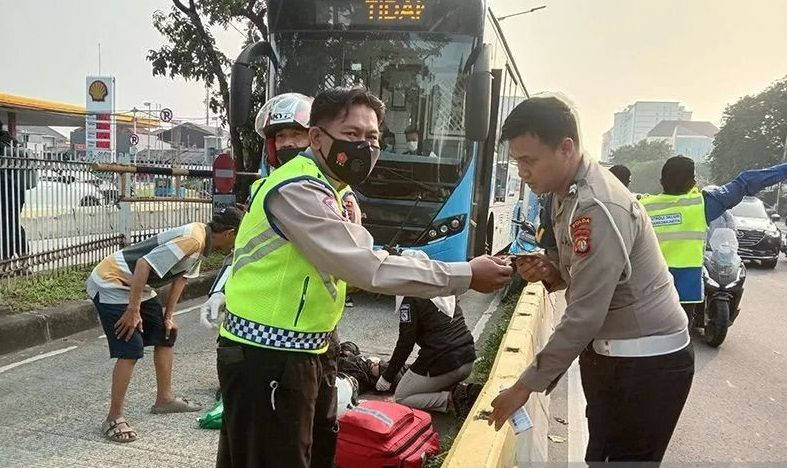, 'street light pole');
144,101,151,161
497,5,546,21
